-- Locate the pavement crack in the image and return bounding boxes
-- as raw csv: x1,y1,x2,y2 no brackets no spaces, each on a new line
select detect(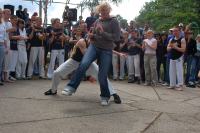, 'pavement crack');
115,89,150,100
0,96,100,103
140,112,163,133
182,96,200,102
151,86,161,100
0,109,137,126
